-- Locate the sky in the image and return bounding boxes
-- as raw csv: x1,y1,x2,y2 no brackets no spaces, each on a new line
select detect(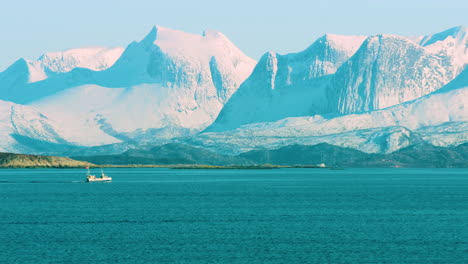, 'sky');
1,0,467,71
